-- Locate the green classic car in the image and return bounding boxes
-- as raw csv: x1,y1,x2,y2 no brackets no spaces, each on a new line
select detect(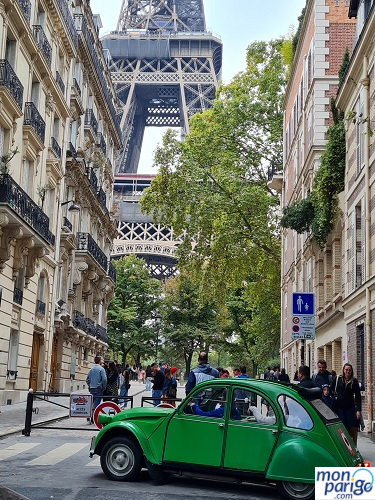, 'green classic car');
90,379,365,499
